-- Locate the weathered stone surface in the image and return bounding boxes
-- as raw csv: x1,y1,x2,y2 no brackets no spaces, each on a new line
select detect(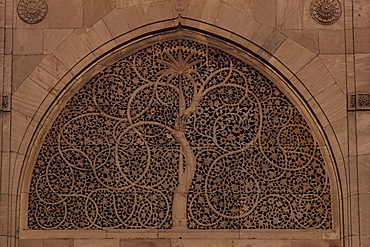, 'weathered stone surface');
13,29,43,55
43,29,74,54
277,0,303,29
49,0,83,28
12,55,45,92
291,240,341,247
74,239,120,247
84,0,115,27
120,239,170,247
319,30,345,54
234,239,291,247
